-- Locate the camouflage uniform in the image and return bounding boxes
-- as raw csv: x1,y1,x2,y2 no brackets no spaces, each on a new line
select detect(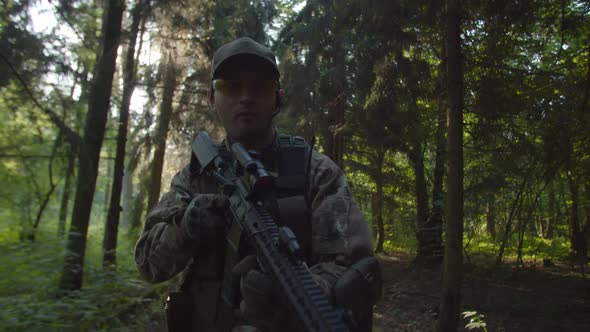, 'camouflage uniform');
134,136,374,331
